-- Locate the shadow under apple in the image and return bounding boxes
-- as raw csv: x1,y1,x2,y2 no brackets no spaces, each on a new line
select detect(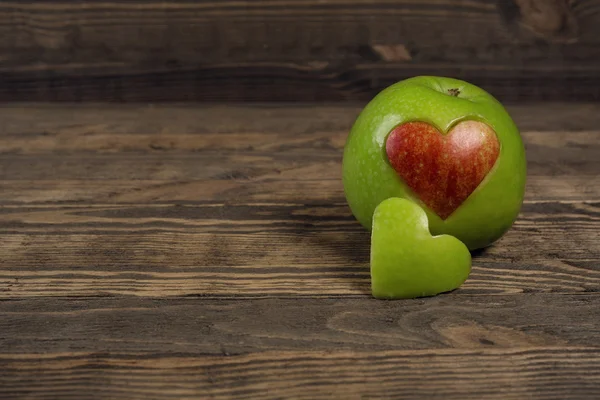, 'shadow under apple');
281,203,371,296
277,202,494,298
